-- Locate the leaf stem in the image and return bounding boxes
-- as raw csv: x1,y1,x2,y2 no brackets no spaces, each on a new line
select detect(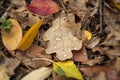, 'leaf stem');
23,58,54,63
